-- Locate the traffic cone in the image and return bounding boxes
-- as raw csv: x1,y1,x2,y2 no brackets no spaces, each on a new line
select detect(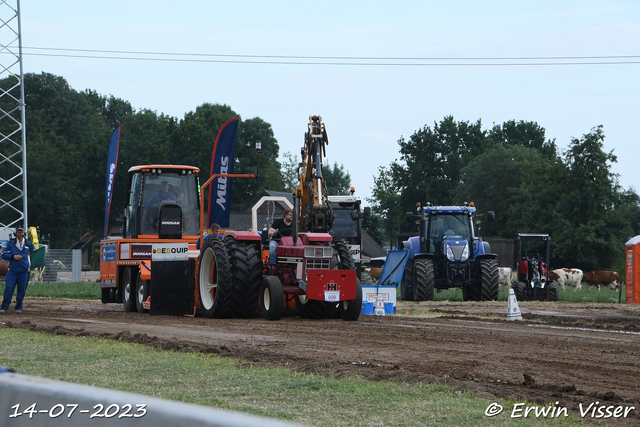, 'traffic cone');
507,287,522,321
